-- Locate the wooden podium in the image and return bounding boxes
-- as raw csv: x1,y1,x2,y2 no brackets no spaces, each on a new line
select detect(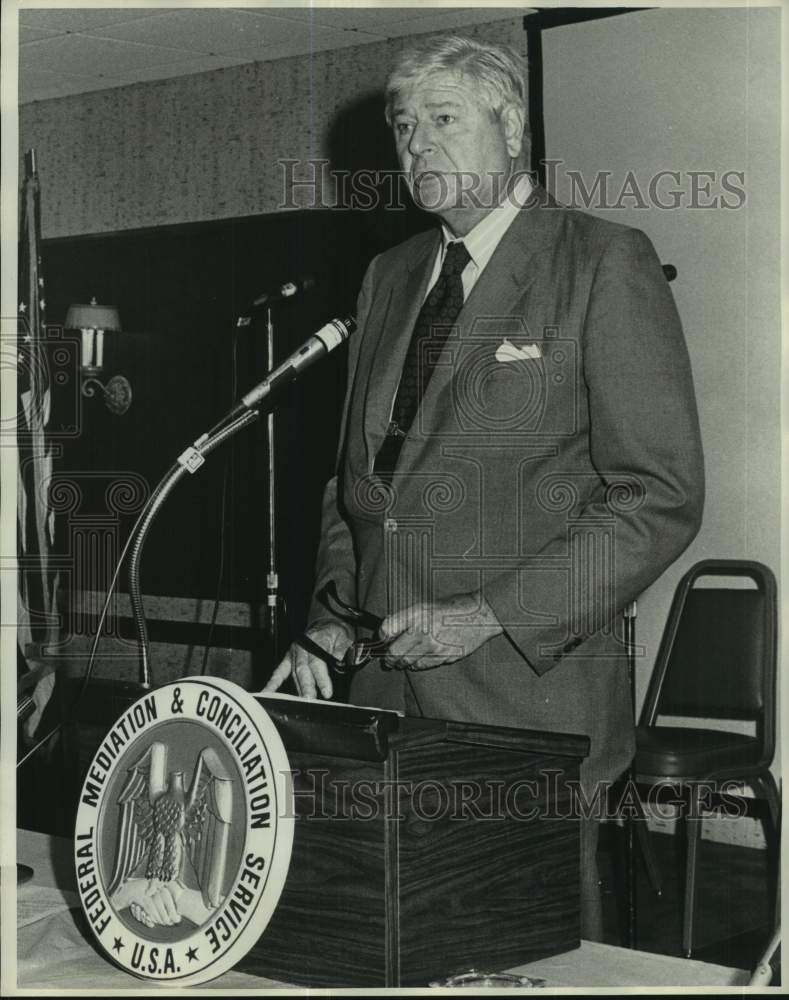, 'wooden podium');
61,681,589,988
249,695,588,987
